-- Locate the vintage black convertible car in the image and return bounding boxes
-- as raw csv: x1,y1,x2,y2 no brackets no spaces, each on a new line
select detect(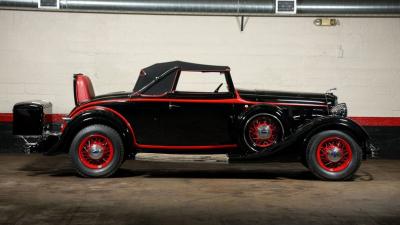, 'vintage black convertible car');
13,61,376,180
